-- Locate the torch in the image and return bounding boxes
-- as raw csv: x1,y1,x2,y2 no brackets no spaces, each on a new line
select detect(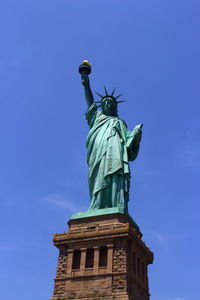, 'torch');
79,60,91,75
79,60,92,86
